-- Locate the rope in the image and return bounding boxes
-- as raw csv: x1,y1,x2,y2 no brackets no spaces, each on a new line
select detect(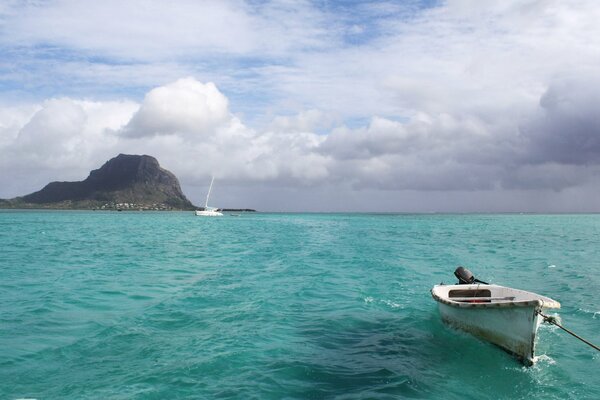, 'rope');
537,310,600,352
